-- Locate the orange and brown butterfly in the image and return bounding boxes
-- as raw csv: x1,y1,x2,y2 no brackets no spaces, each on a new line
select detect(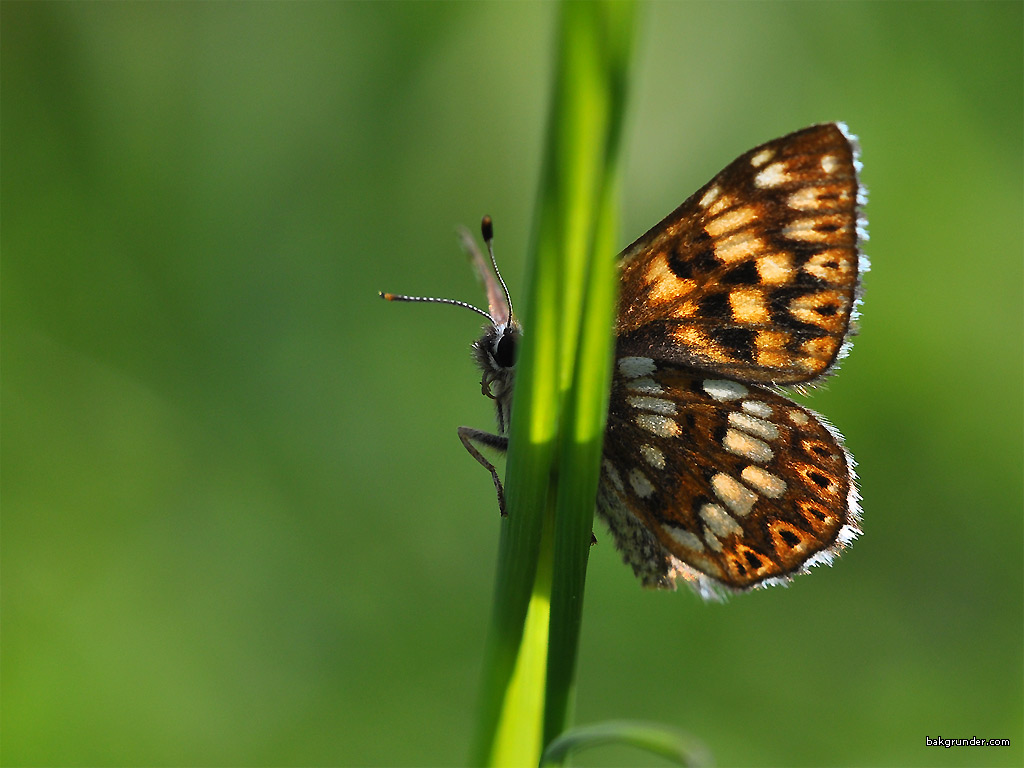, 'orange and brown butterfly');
382,122,866,600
